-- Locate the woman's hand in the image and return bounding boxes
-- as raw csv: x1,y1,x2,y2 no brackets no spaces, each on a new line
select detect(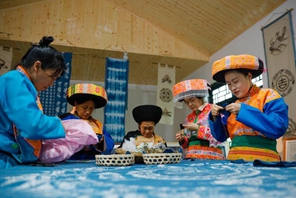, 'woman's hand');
175,130,185,142
115,148,126,154
98,134,104,143
211,104,224,117
83,145,91,151
225,103,241,115
183,122,199,131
